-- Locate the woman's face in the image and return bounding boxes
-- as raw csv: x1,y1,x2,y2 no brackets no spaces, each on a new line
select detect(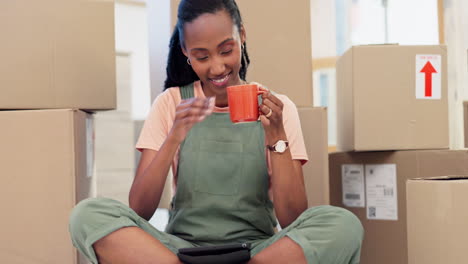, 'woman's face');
182,10,246,98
